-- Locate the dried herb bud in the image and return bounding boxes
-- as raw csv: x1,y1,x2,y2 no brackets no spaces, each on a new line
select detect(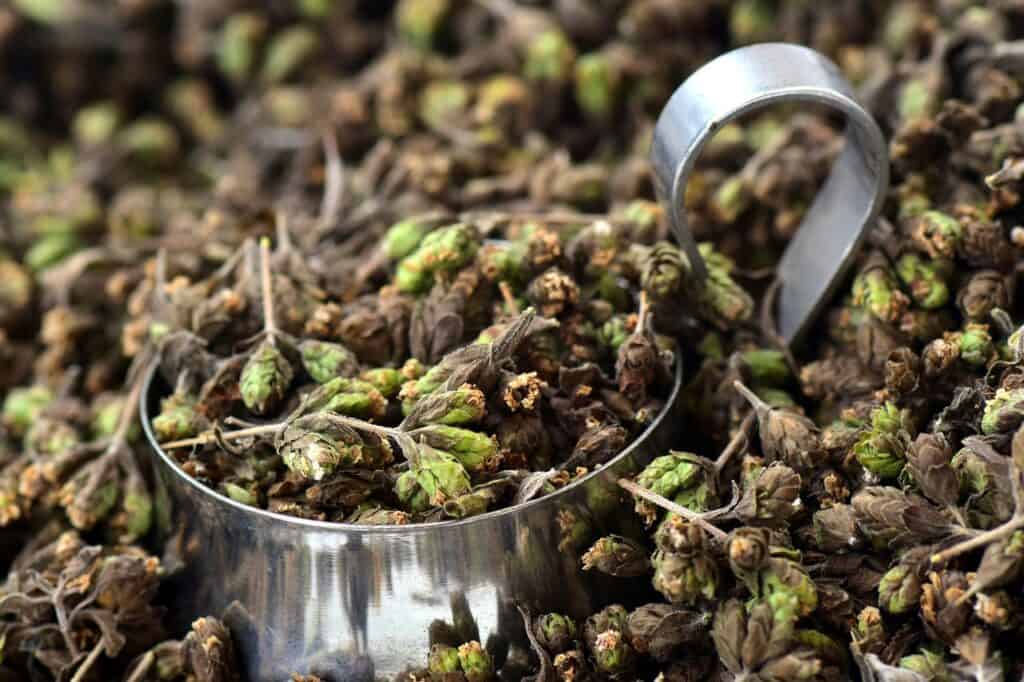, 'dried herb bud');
852,486,950,550
534,613,578,655
575,52,620,120
183,616,240,682
276,413,394,480
410,425,498,474
812,504,861,553
591,628,635,677
652,548,718,605
641,242,688,301
2,384,53,436
885,347,921,395
727,527,770,595
403,383,487,427
692,243,754,327
240,341,294,415
553,649,592,681
973,530,1024,593
852,256,910,324
526,268,580,317
956,270,1010,322
899,649,949,679
953,323,994,367
735,381,821,473
740,349,791,387
634,452,713,523
300,340,358,383
735,464,801,524
457,641,493,678
396,223,480,294
981,387,1024,434
760,557,818,620
309,377,388,420
429,643,461,674
896,253,949,309
627,604,709,662
395,444,472,513
582,535,650,577
906,433,958,506
911,210,963,259
974,591,1014,630
359,368,405,399
524,29,576,83
878,564,923,614
853,402,913,480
